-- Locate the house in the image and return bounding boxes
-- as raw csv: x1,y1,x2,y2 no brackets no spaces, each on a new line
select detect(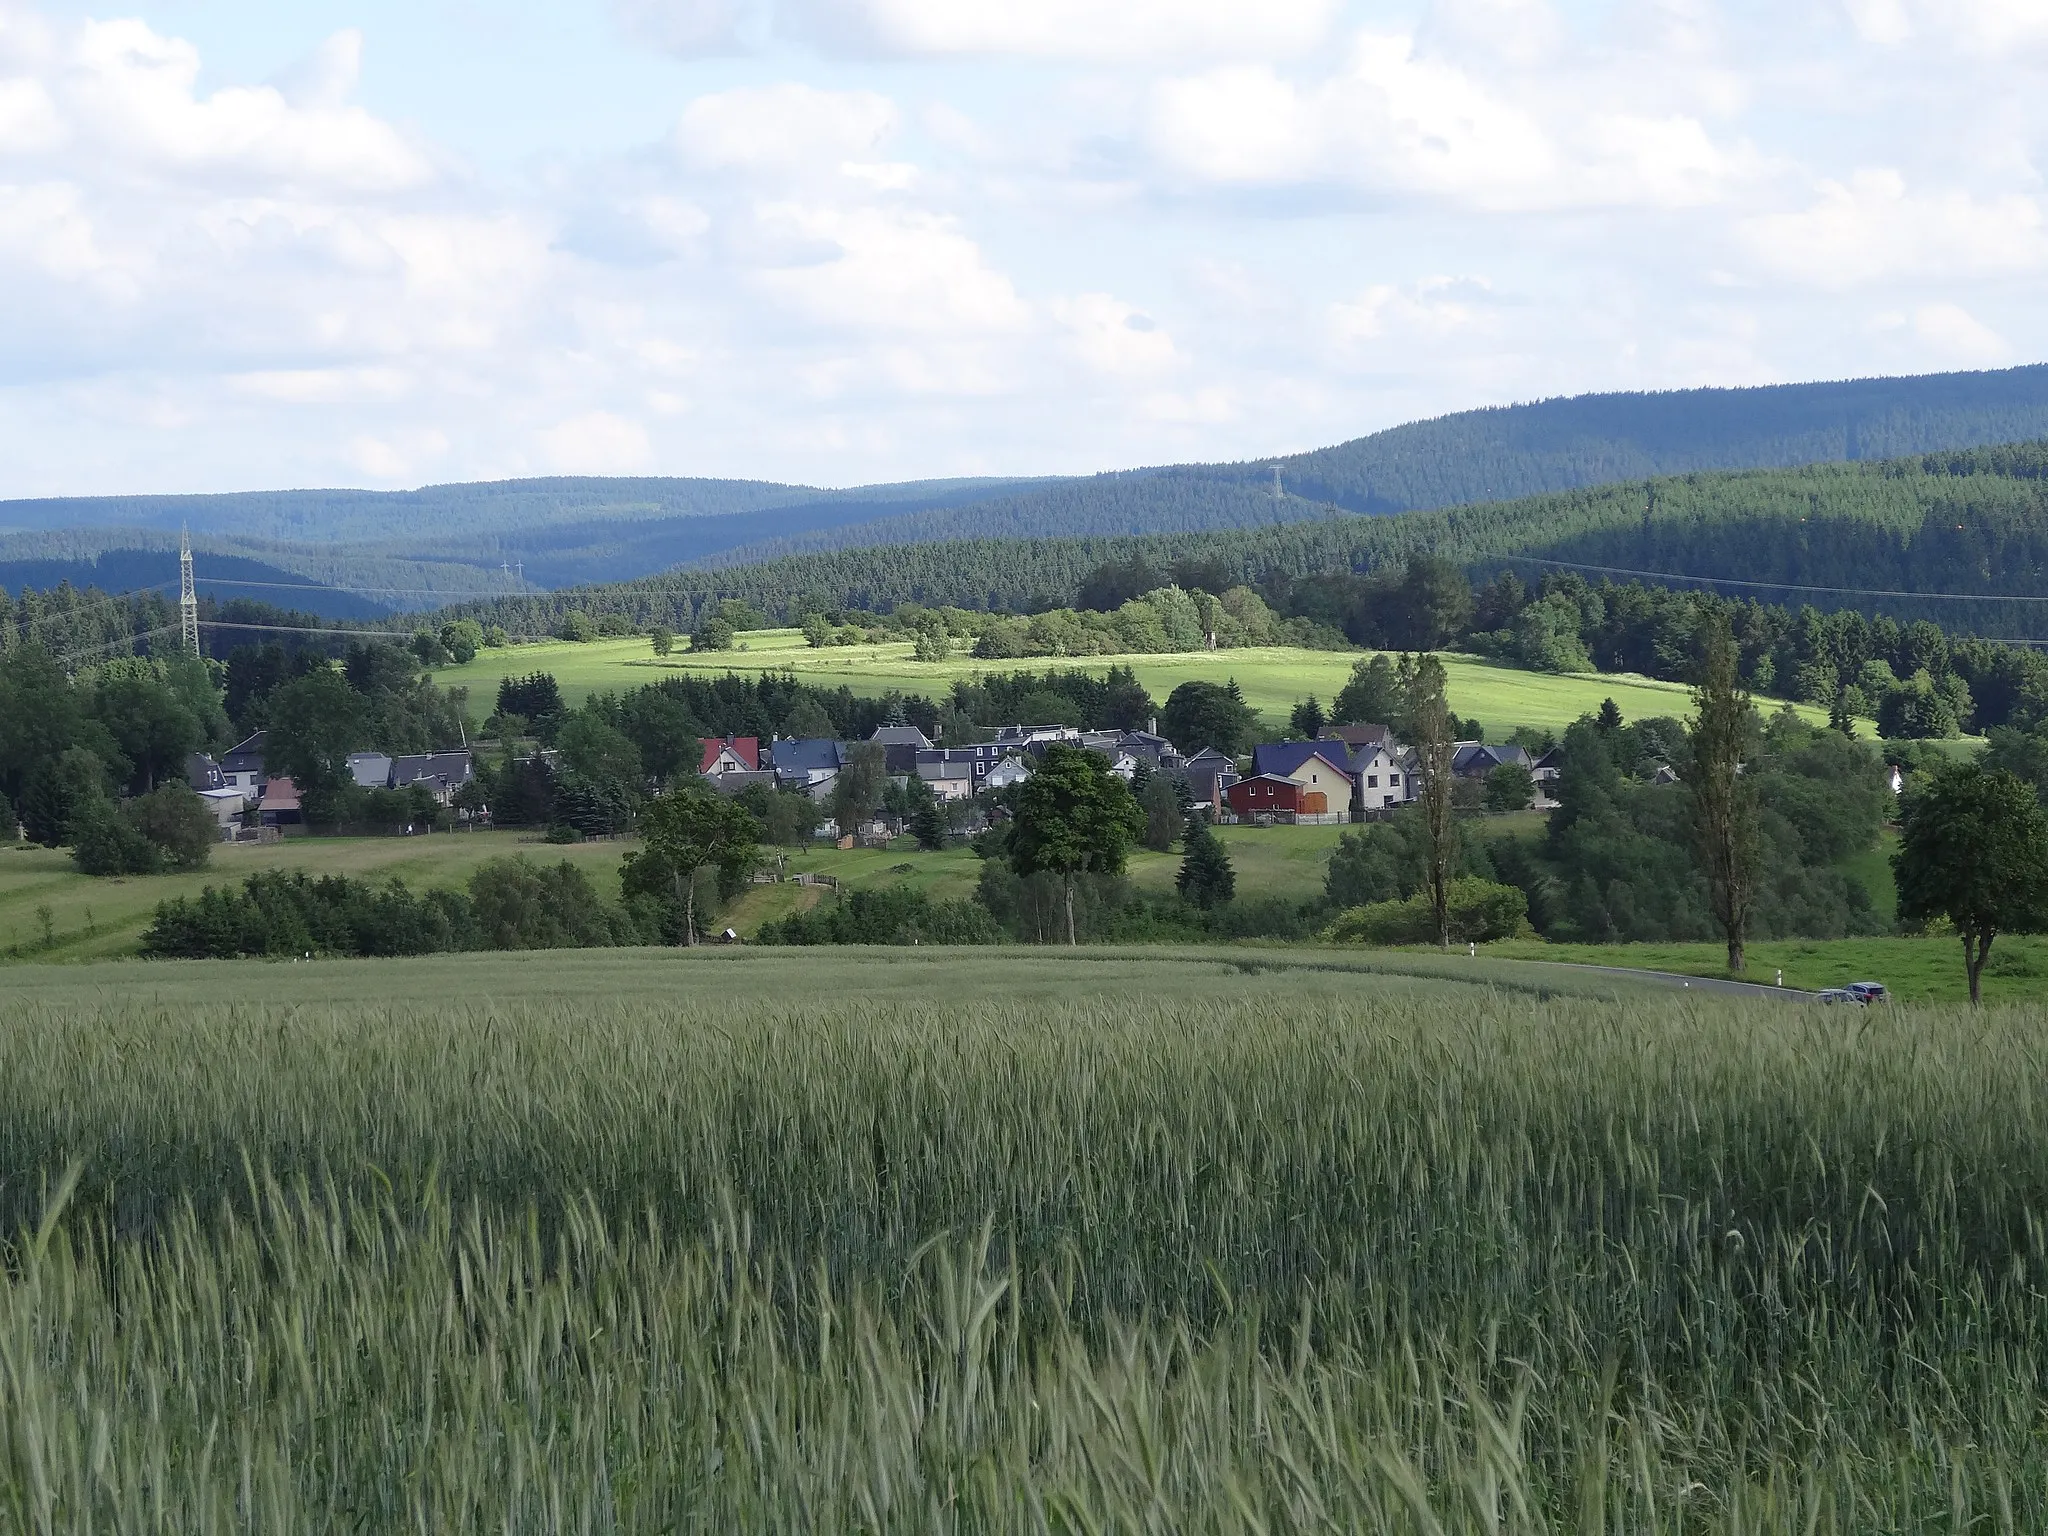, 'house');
914,749,981,801
1350,742,1411,809
983,755,1033,790
869,725,935,777
1173,746,1240,812
219,731,266,795
1248,742,1351,814
1223,774,1303,818
700,735,761,778
196,787,246,837
1533,745,1564,787
990,724,1072,747
259,776,302,828
392,751,474,804
1451,743,1534,780
771,738,844,799
186,753,224,792
347,751,394,791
